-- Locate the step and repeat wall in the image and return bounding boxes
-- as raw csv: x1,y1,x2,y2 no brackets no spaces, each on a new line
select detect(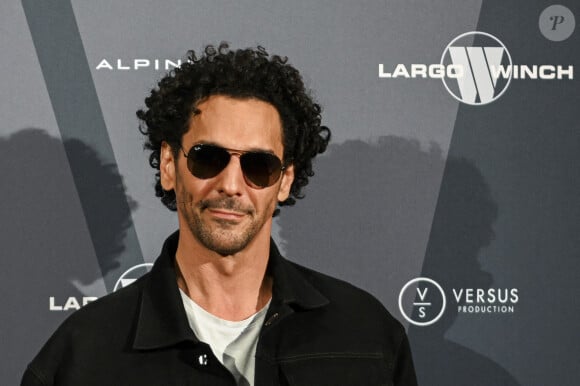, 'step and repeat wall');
1,0,578,385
